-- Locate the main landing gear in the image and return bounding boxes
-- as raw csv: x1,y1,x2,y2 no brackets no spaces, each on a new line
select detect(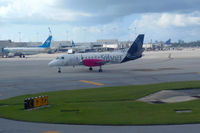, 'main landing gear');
58,67,61,73
89,67,93,71
20,54,25,58
99,66,103,72
89,66,103,72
